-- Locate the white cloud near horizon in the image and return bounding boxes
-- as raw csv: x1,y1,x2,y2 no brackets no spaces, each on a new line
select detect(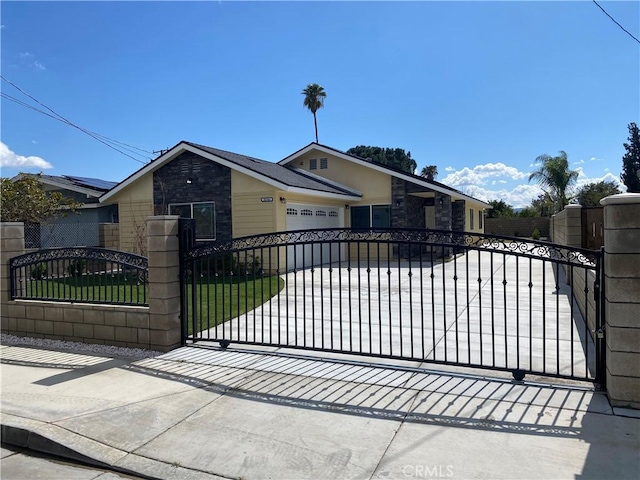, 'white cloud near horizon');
0,142,53,169
440,162,625,208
